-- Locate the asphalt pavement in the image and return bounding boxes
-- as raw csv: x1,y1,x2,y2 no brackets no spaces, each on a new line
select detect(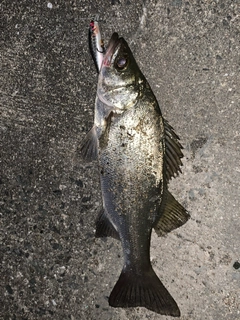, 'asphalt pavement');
1,1,239,319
